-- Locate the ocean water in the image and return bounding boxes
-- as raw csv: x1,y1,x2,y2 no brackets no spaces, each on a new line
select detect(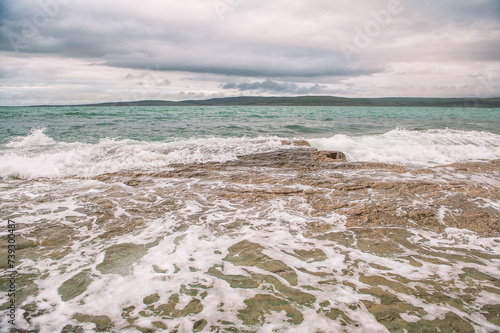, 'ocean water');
1,106,500,178
1,106,500,332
